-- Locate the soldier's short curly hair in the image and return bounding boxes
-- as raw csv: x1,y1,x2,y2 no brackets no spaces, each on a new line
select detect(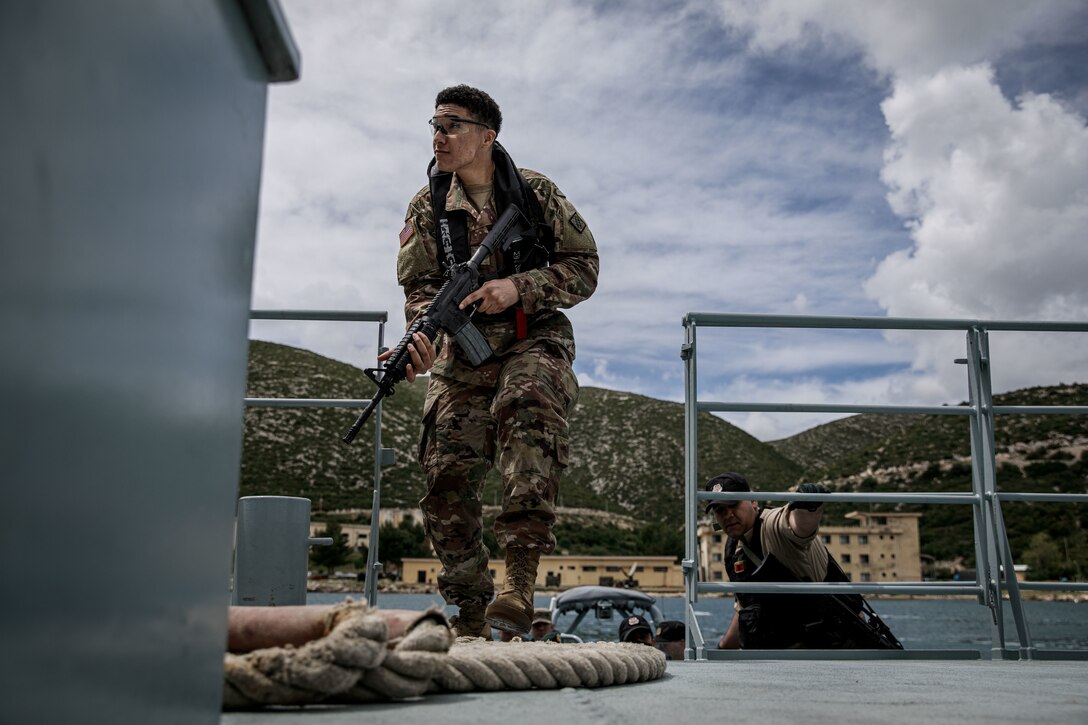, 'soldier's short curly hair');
435,84,502,135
